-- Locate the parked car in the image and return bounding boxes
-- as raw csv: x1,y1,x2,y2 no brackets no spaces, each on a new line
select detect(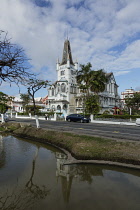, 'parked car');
66,114,90,123
0,114,9,122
